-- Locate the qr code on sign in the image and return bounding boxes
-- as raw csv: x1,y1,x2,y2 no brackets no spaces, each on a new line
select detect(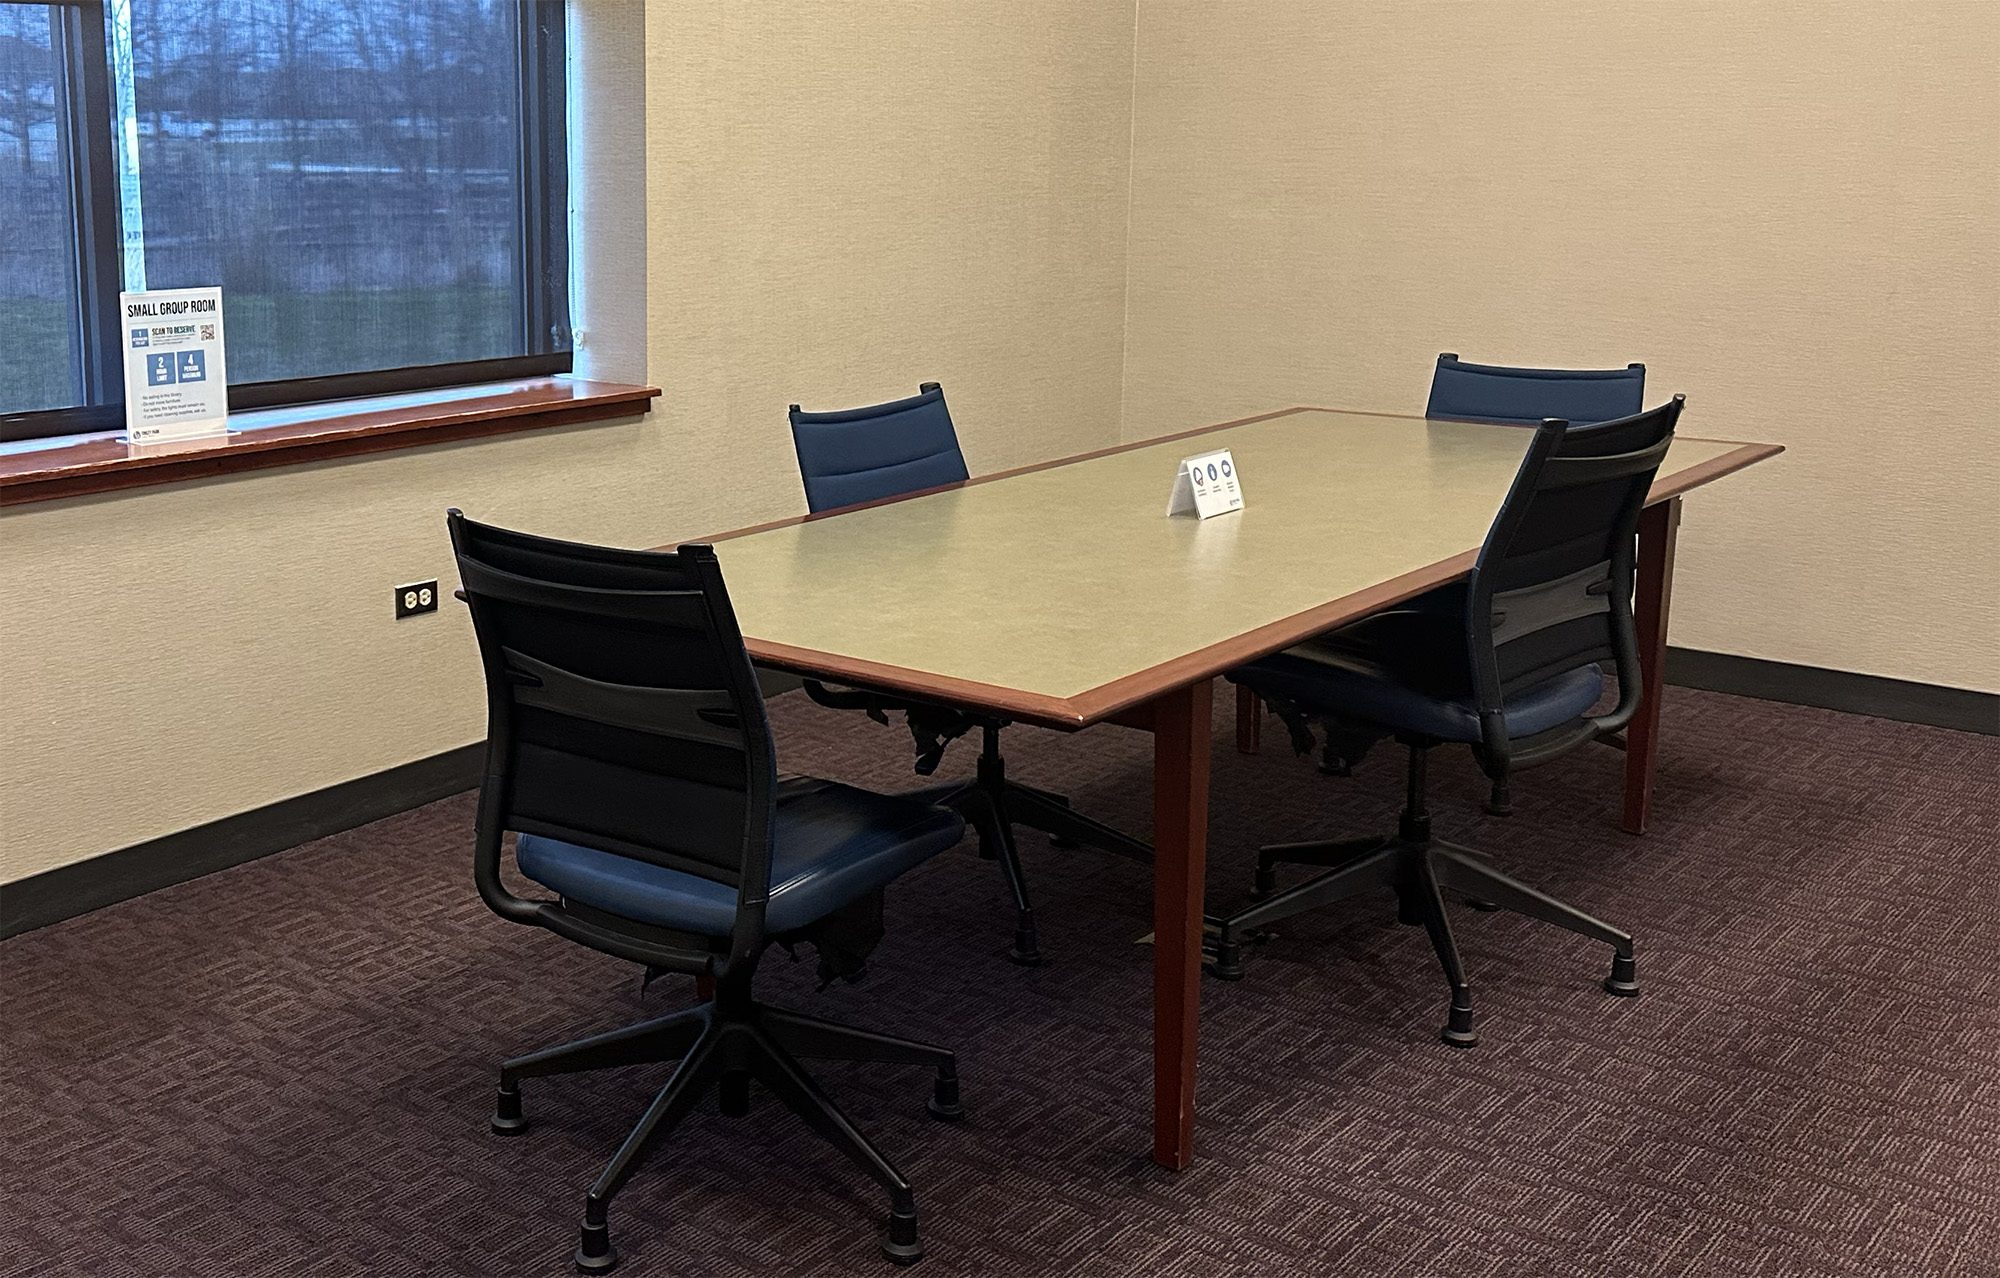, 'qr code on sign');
200,325,216,341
